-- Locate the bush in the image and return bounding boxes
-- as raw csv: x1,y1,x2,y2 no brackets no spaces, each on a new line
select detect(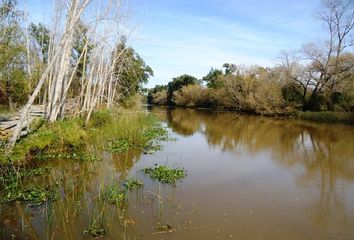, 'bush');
152,90,168,105
88,109,113,128
173,85,210,107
